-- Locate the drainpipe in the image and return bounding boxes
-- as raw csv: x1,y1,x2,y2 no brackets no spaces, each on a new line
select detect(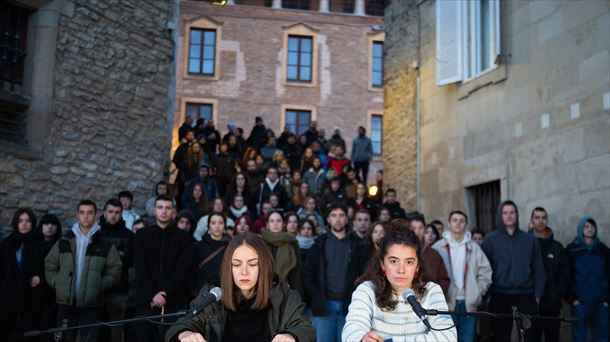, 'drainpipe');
416,76,421,211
